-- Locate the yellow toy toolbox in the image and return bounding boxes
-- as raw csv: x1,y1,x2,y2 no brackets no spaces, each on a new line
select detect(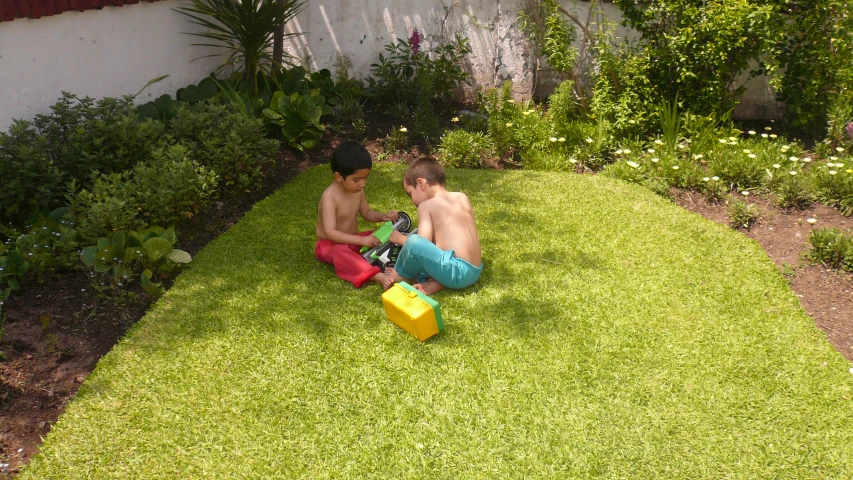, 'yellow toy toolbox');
382,282,444,341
